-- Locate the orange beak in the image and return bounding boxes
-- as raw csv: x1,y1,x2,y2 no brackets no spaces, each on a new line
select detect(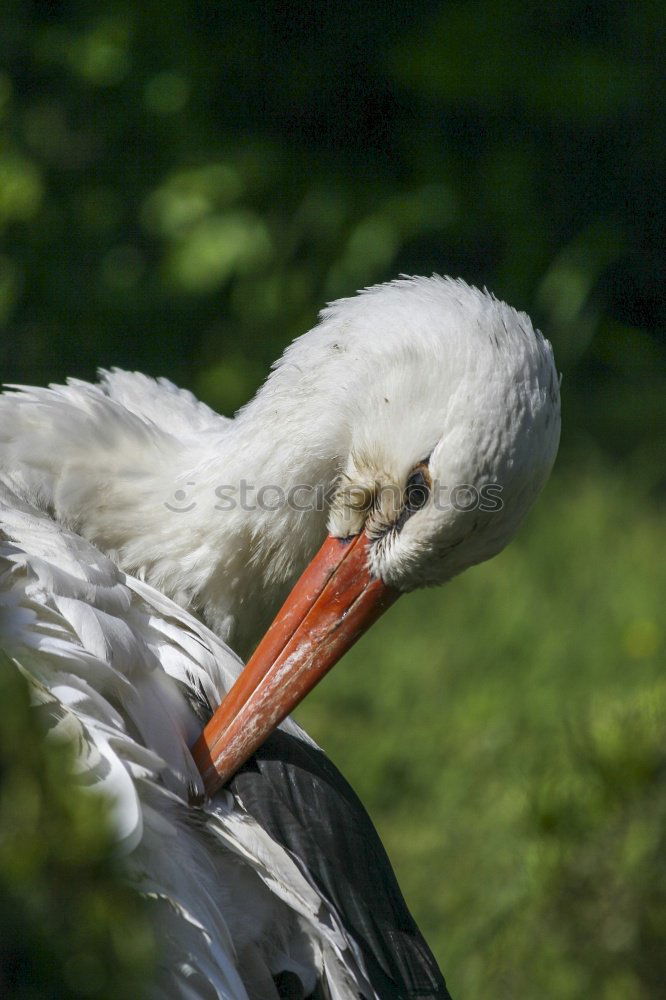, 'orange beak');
192,532,398,795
